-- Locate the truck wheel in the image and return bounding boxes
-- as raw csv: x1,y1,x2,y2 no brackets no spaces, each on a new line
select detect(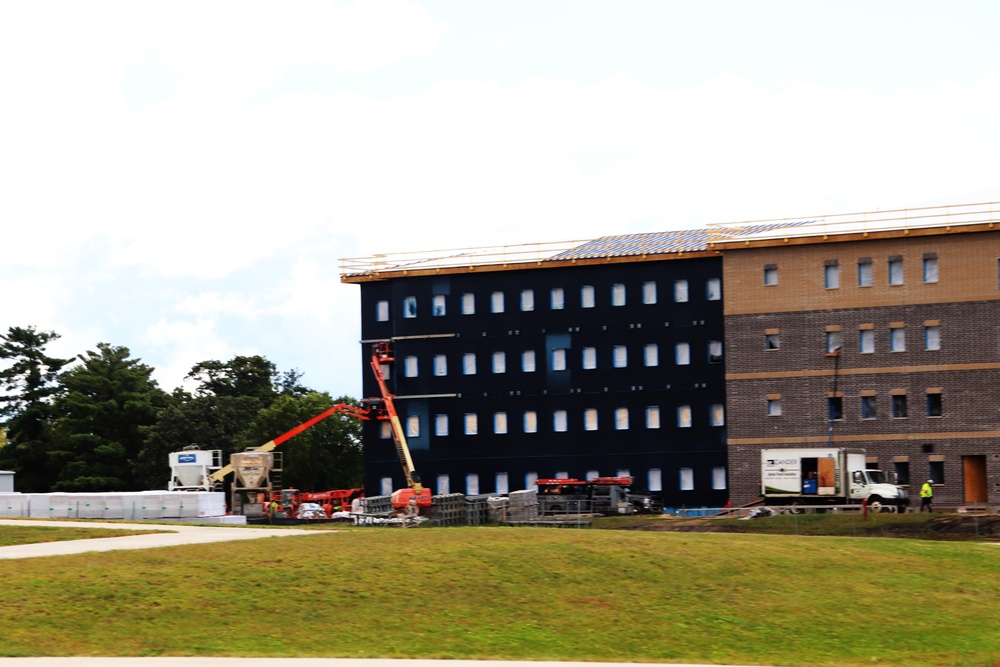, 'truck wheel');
868,497,884,513
788,502,802,515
